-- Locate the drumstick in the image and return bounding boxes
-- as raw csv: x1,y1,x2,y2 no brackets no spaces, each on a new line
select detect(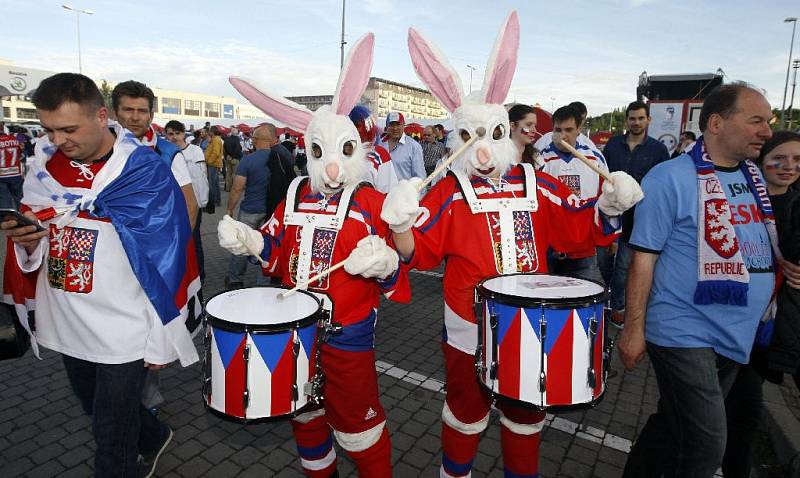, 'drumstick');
236,229,269,266
557,139,614,183
416,126,486,191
